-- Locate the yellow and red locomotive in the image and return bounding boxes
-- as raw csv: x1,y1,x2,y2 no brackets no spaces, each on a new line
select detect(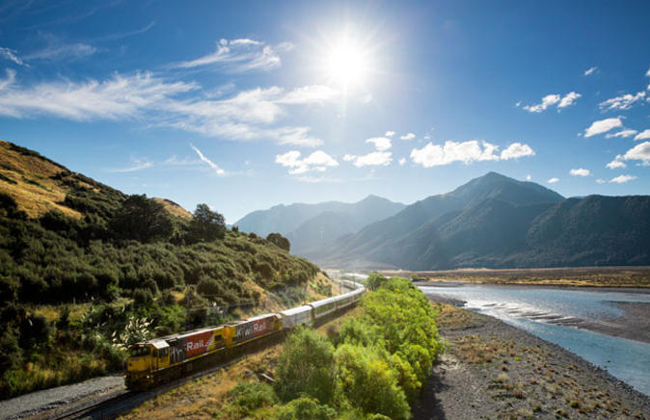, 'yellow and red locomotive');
125,282,364,390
